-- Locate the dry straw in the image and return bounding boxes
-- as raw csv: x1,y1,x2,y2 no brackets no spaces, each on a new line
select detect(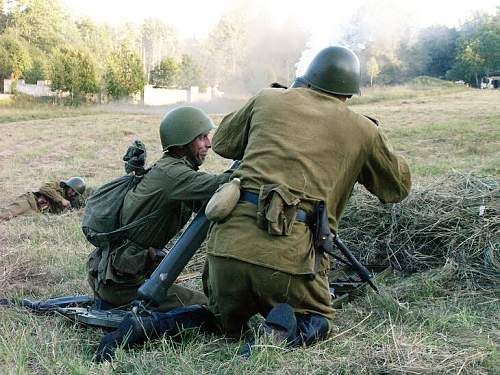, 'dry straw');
338,173,499,288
